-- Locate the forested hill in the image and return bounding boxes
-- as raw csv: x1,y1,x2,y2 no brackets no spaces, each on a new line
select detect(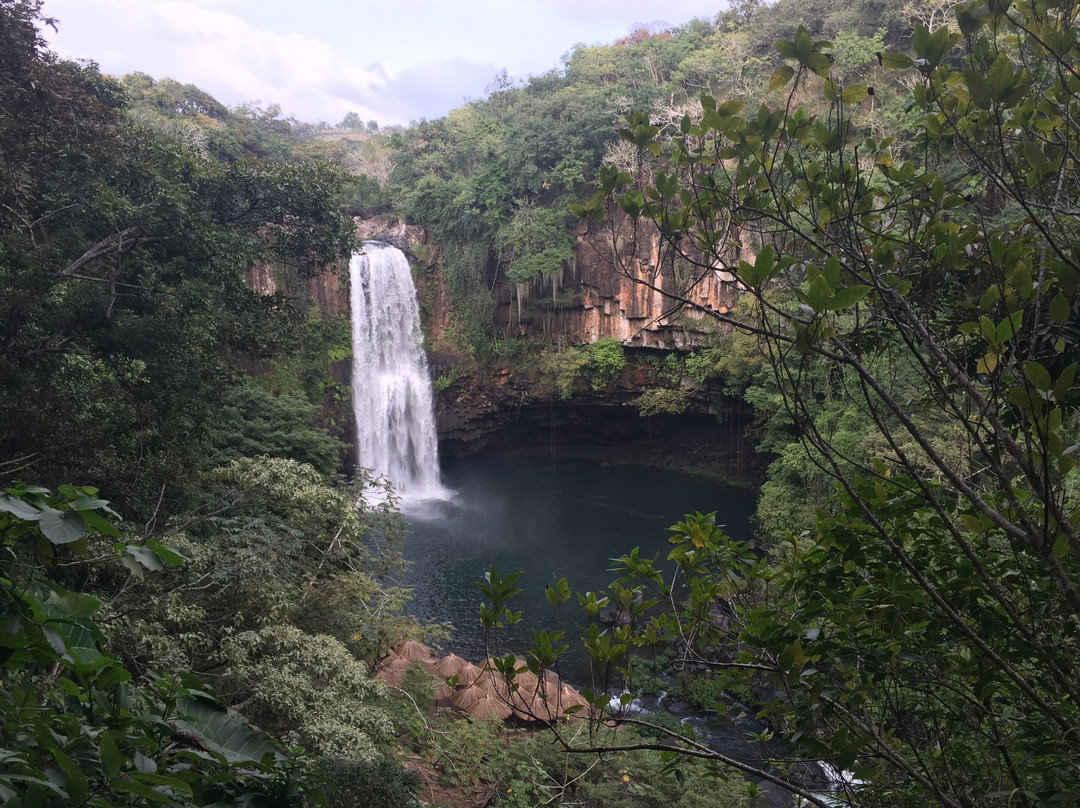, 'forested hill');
5,0,1080,807
1,0,941,511
356,0,927,352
